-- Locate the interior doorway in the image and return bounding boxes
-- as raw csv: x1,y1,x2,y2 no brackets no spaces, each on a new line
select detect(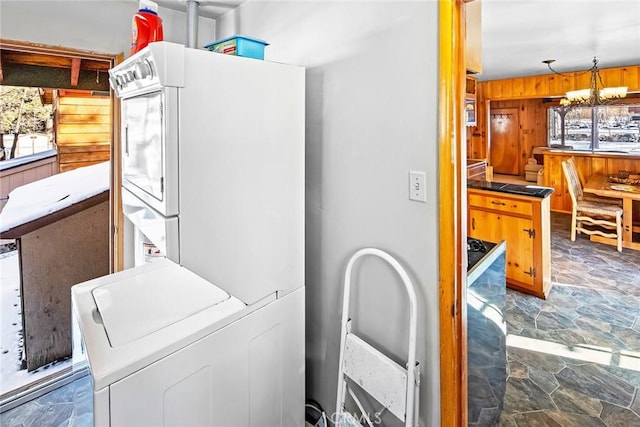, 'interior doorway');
0,39,119,410
489,107,520,175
